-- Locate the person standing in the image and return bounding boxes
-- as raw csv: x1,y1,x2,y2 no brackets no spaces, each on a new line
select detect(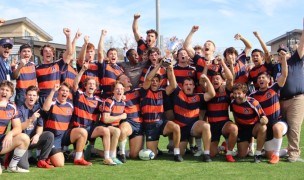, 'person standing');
0,38,14,83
